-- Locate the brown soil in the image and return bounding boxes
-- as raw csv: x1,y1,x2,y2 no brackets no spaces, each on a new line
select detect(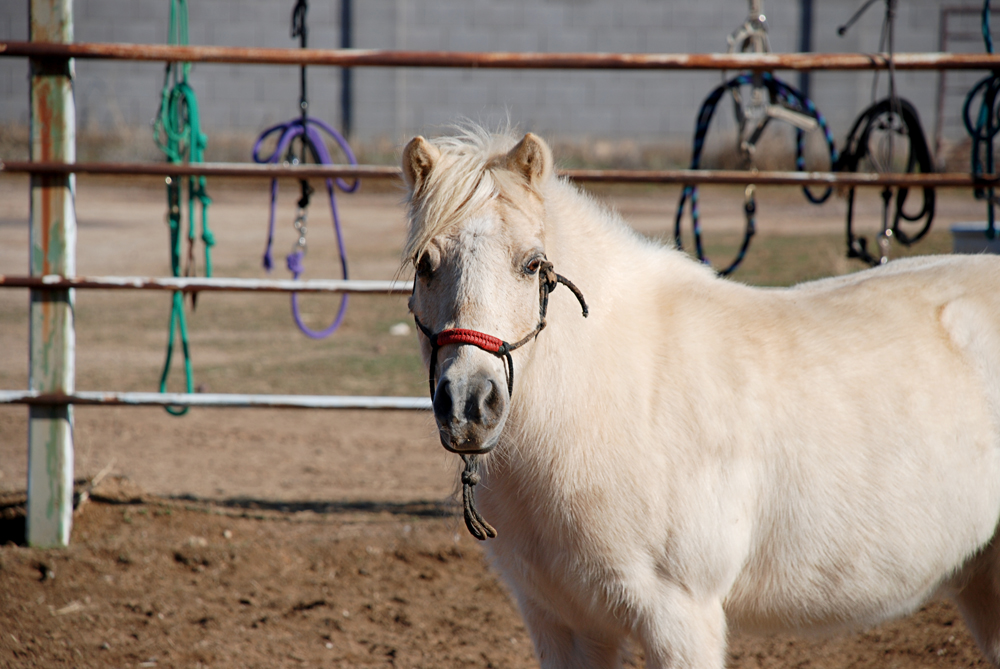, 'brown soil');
0,493,992,669
0,175,994,667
